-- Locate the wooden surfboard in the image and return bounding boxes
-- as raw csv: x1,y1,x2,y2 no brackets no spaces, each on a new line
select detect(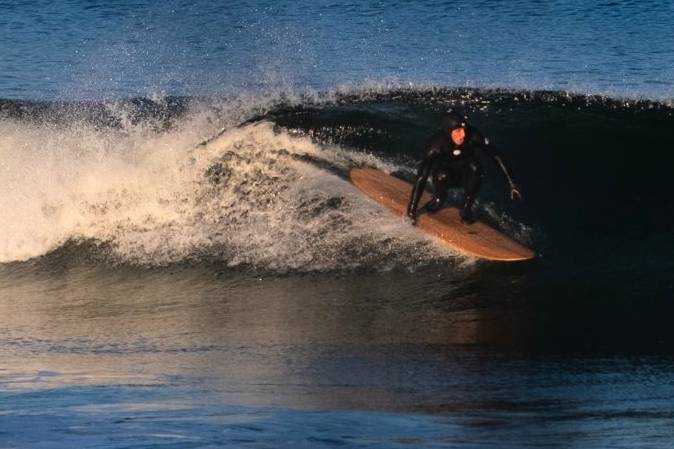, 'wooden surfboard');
350,167,535,262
